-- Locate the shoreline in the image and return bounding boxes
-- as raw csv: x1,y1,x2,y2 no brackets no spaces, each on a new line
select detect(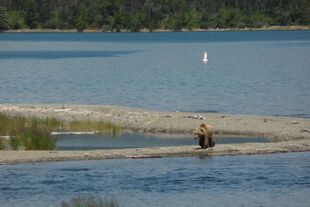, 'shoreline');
1,140,310,165
1,103,310,164
1,104,309,140
3,25,310,33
